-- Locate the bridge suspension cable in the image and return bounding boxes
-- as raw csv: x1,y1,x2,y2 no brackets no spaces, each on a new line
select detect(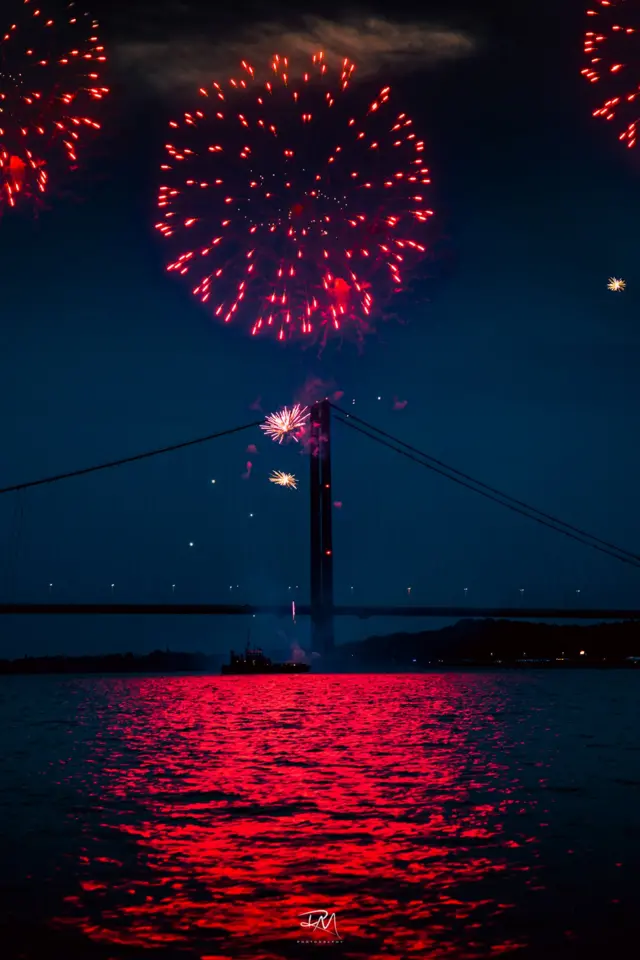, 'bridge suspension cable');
0,421,262,496
332,406,640,570
2,403,637,570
